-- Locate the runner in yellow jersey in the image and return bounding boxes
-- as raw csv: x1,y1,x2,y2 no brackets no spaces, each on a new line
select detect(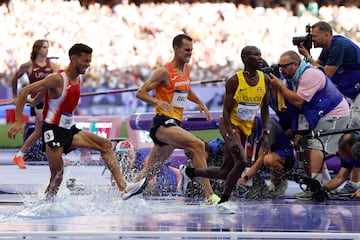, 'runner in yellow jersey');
179,46,271,209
